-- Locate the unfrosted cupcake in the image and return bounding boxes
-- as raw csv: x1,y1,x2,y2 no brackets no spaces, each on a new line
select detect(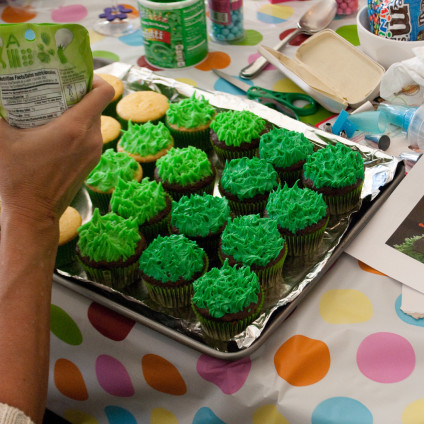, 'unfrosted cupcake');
219,156,279,216
165,93,216,152
259,127,314,186
117,120,174,179
302,143,365,215
101,115,122,152
76,209,146,290
139,234,208,308
154,146,216,201
110,177,172,242
191,258,264,341
116,91,169,130
218,214,287,287
265,182,329,256
169,193,231,266
97,73,124,117
85,149,143,214
210,109,269,162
